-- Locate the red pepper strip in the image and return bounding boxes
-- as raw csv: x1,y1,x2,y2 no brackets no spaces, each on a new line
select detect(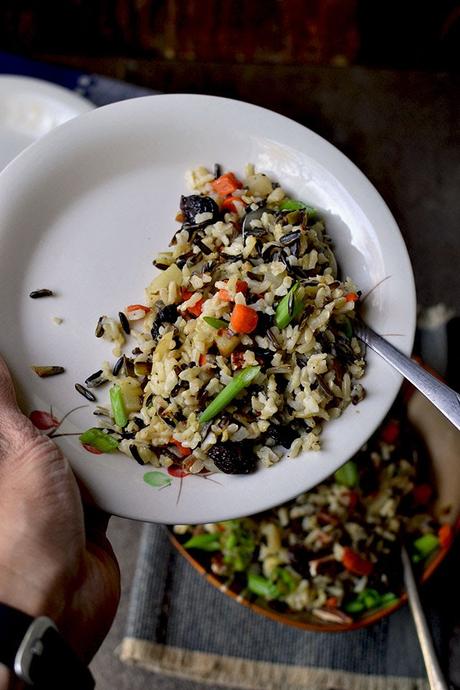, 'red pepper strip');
342,547,373,576
126,304,151,313
438,524,454,549
170,439,192,457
